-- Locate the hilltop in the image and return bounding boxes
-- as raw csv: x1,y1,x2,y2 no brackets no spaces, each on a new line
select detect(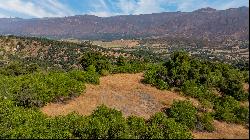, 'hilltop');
0,7,249,40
